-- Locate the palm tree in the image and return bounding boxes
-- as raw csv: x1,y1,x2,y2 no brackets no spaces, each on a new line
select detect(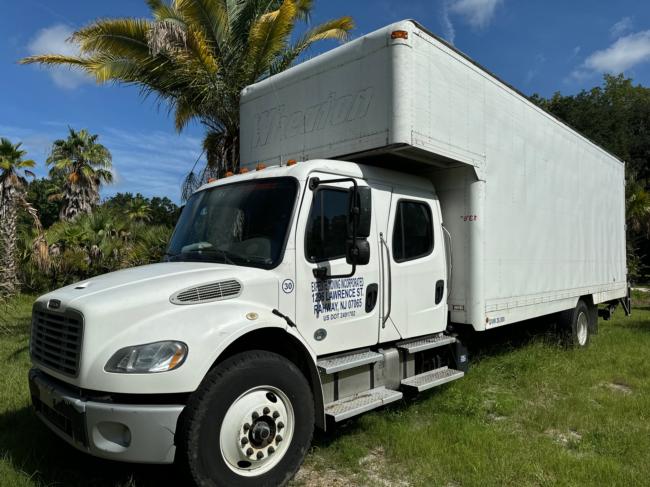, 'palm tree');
21,0,354,197
47,128,113,220
0,138,41,297
126,196,152,222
